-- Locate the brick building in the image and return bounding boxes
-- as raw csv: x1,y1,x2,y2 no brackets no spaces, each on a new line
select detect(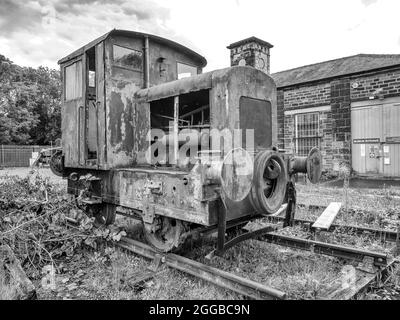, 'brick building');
228,37,400,177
